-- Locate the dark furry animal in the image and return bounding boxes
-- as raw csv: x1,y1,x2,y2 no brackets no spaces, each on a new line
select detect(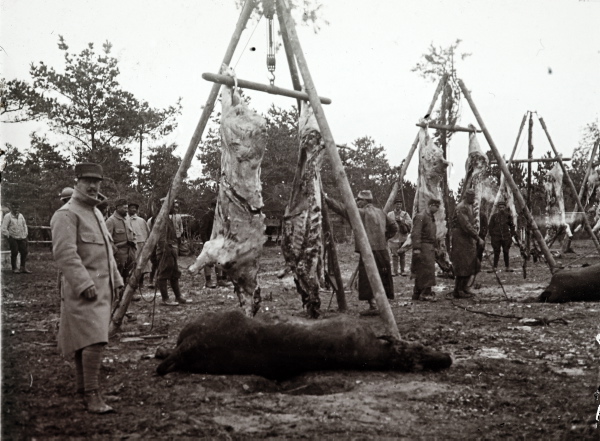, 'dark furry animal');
539,263,600,303
156,310,452,379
